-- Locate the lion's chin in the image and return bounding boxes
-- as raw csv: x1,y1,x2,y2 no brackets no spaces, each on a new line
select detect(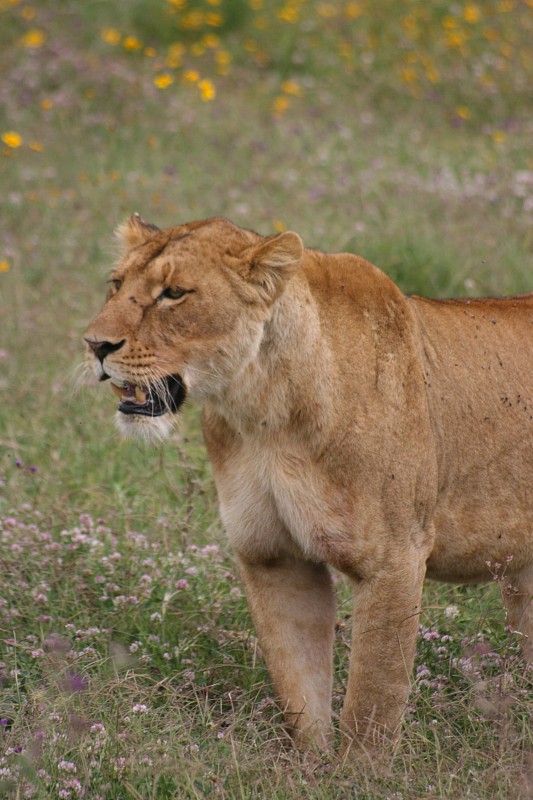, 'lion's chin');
115,410,176,443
